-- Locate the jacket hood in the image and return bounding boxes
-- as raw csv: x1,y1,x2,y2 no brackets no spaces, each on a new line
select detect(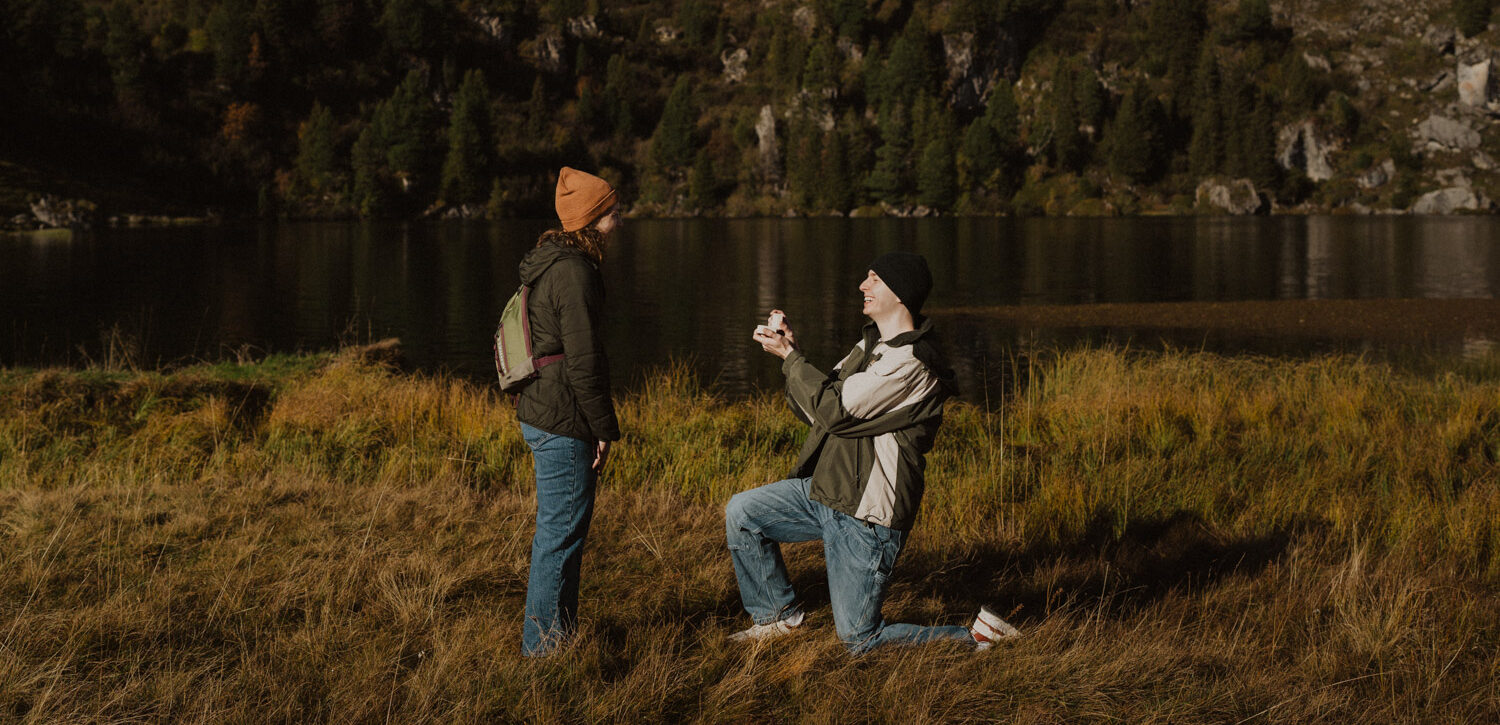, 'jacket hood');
518,240,595,286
